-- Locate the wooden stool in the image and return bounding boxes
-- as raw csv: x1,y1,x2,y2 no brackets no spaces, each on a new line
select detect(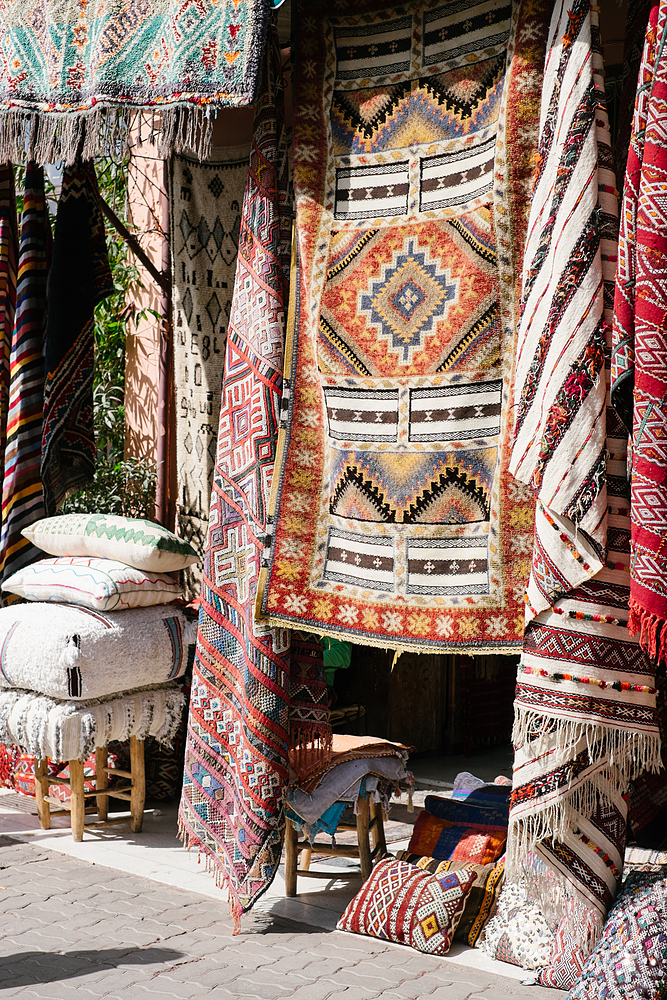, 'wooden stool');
284,795,387,896
33,735,146,842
